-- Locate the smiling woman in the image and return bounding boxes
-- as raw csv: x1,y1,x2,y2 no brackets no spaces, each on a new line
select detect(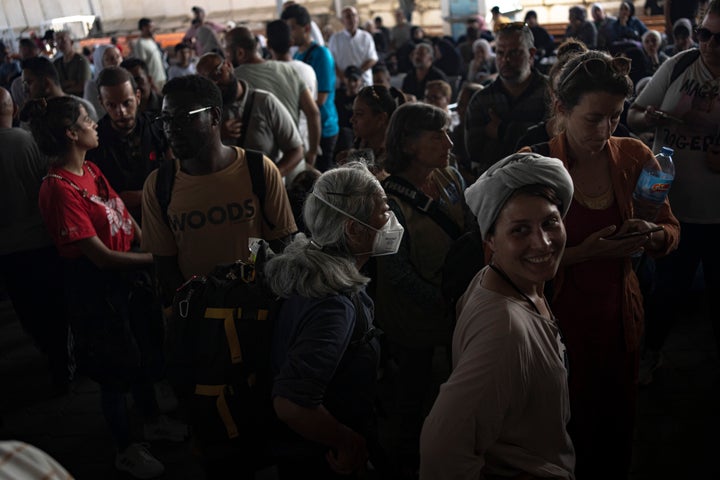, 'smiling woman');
420,152,576,479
